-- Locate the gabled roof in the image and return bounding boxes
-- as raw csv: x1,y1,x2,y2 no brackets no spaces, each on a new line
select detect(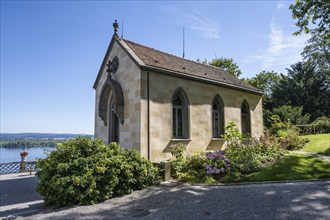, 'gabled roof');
94,36,262,95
